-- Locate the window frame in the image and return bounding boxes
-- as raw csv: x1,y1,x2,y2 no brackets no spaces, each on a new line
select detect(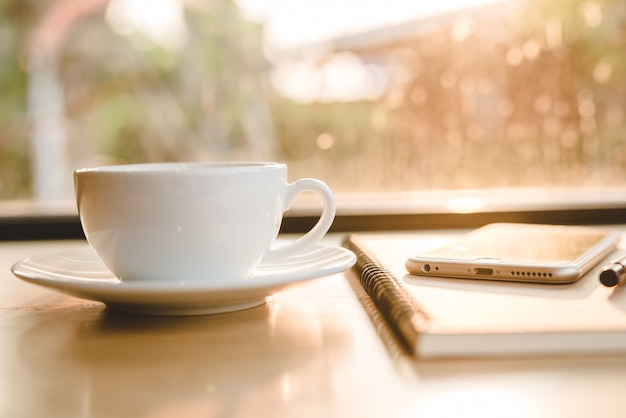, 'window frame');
2,189,625,240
